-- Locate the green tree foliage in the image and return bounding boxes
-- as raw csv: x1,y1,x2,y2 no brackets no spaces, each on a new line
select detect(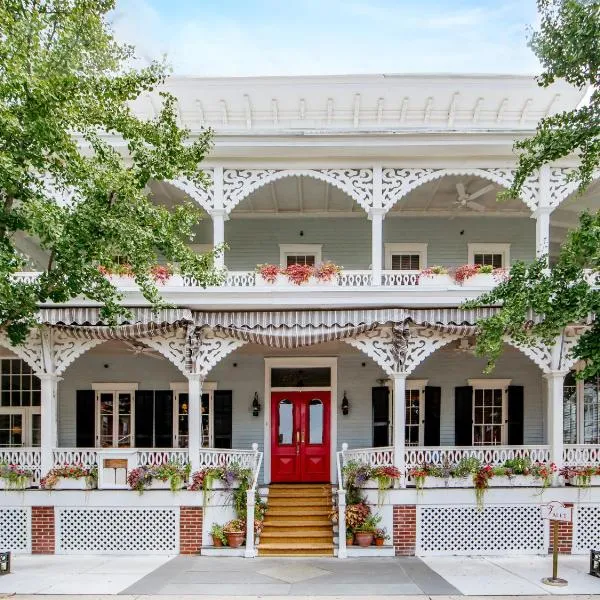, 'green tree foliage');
0,0,221,344
470,0,599,377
